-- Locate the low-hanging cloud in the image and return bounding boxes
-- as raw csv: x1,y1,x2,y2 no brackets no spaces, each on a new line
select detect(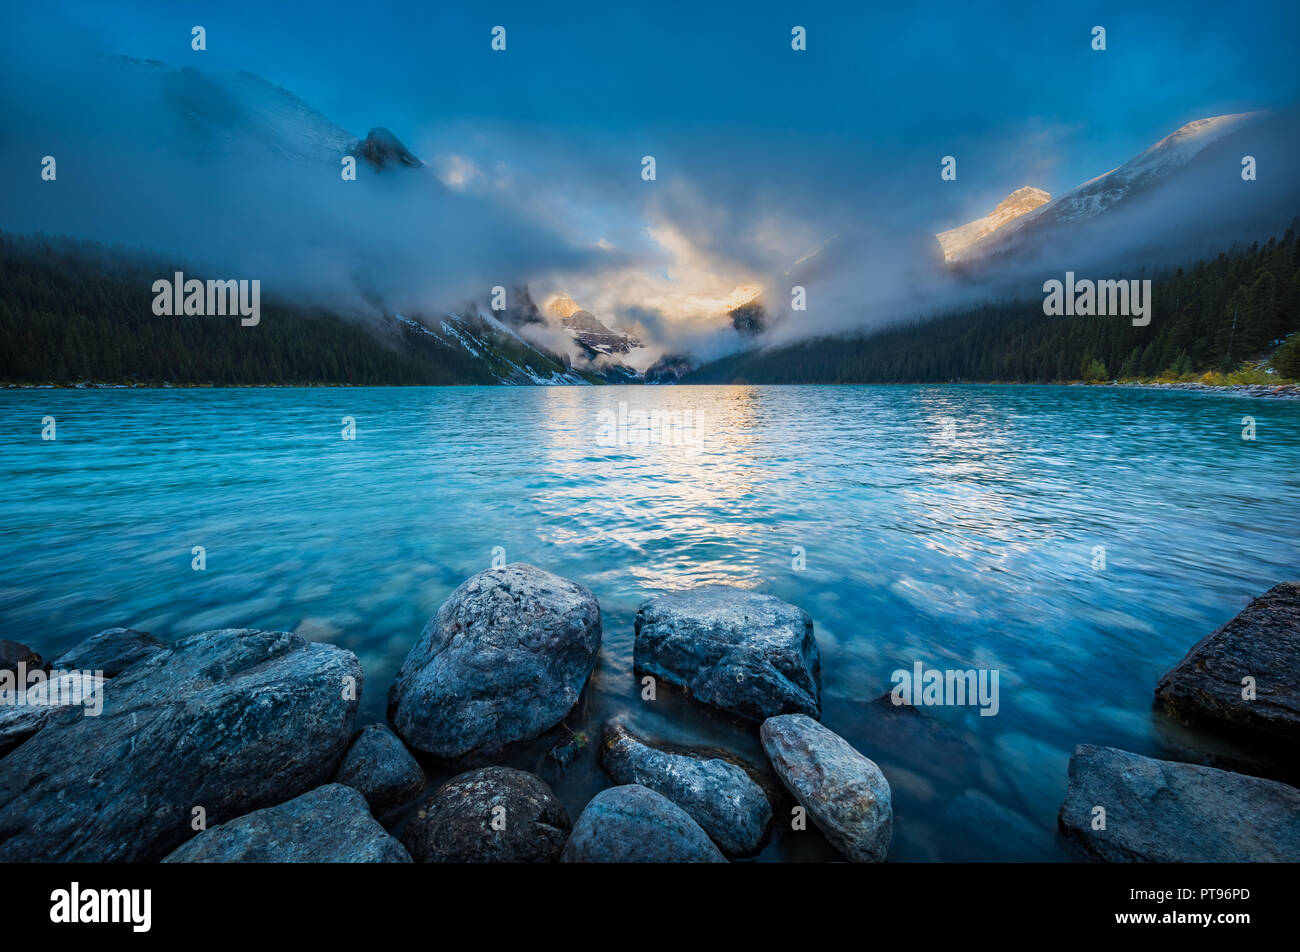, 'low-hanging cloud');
0,36,610,320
